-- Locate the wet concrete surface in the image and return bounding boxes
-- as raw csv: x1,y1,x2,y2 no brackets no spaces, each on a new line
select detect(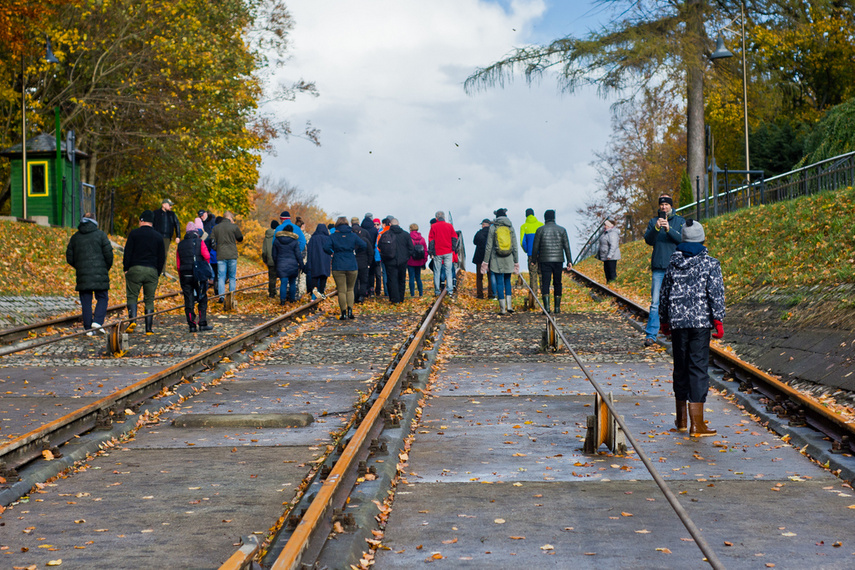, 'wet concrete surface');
376,304,855,569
